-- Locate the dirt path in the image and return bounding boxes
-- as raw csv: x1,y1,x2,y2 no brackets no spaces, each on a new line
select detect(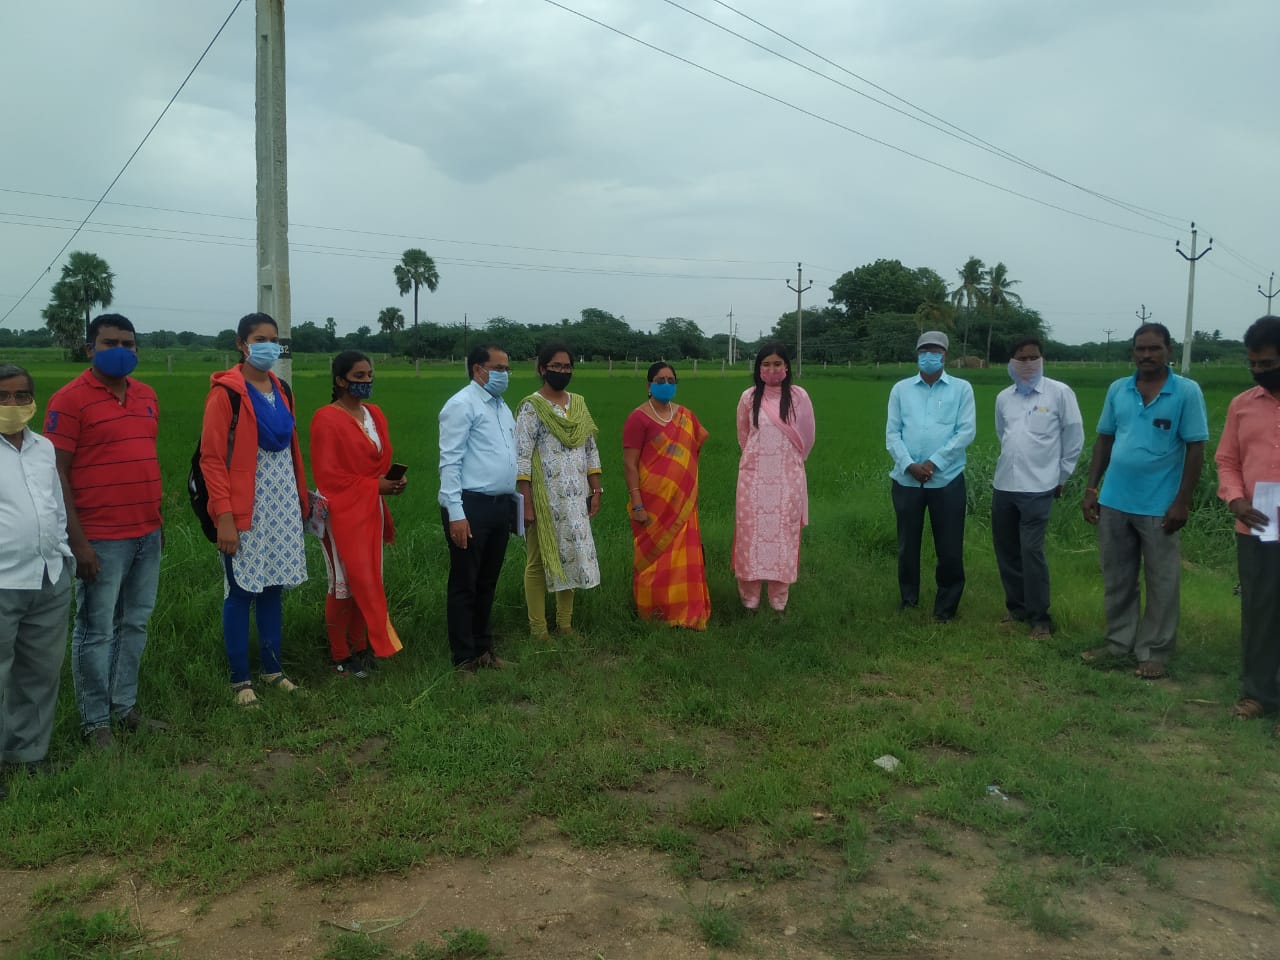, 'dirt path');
2,820,1275,959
